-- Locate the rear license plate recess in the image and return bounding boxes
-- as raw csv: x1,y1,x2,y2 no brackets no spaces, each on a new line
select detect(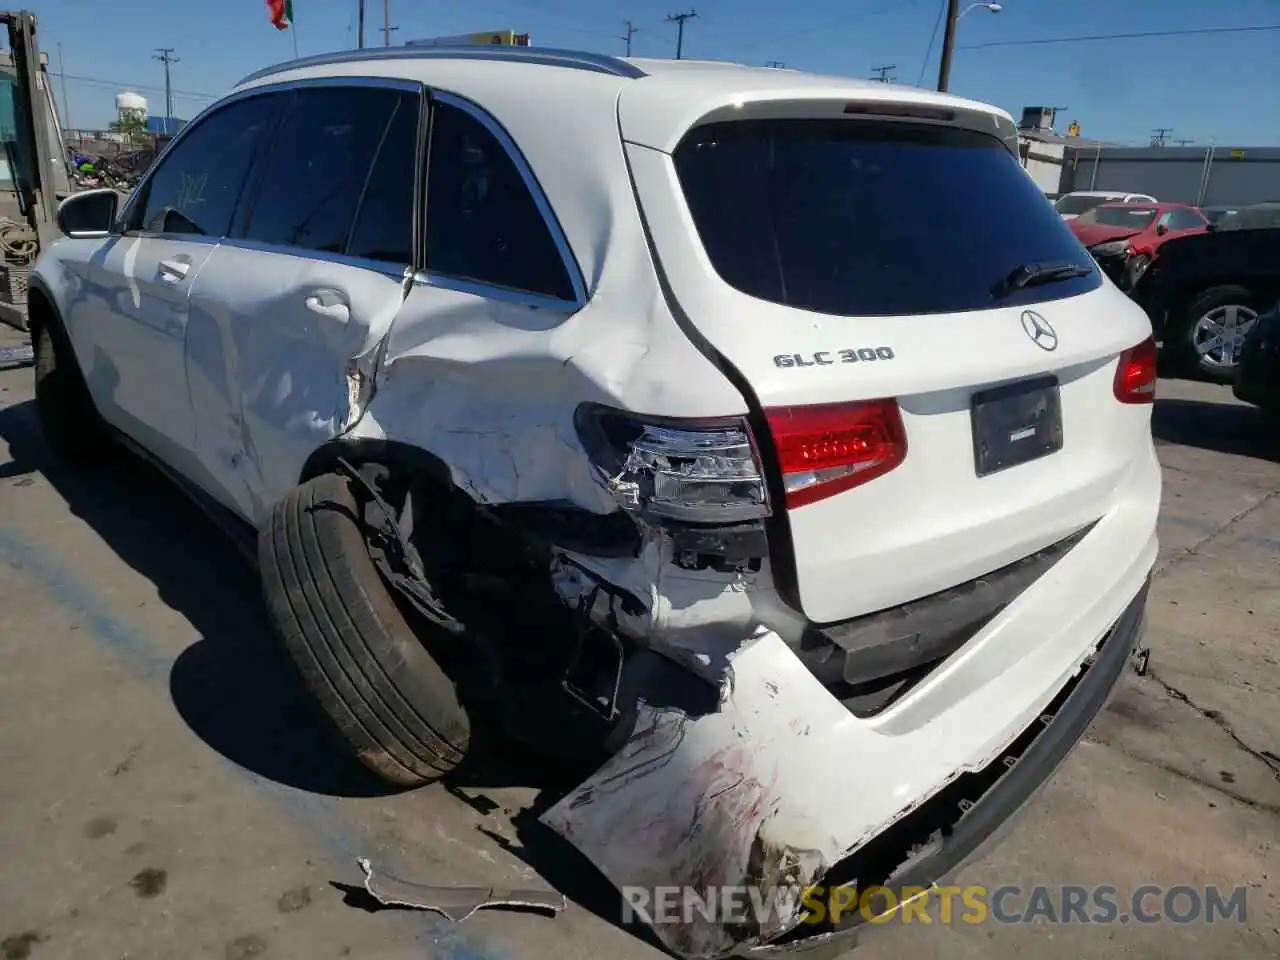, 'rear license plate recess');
971,375,1063,477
